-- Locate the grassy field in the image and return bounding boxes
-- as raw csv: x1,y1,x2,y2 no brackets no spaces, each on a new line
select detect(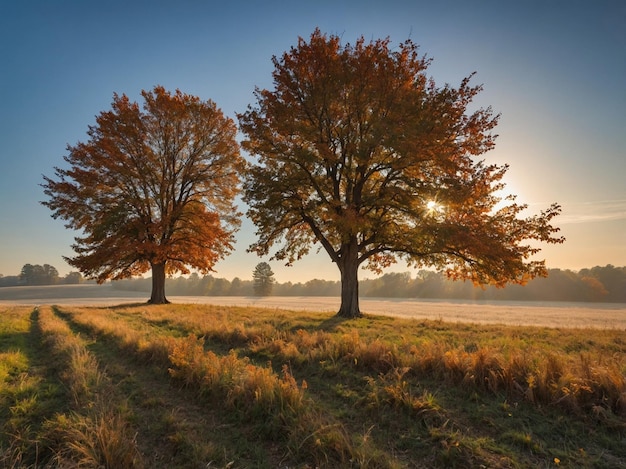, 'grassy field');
1,304,625,468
